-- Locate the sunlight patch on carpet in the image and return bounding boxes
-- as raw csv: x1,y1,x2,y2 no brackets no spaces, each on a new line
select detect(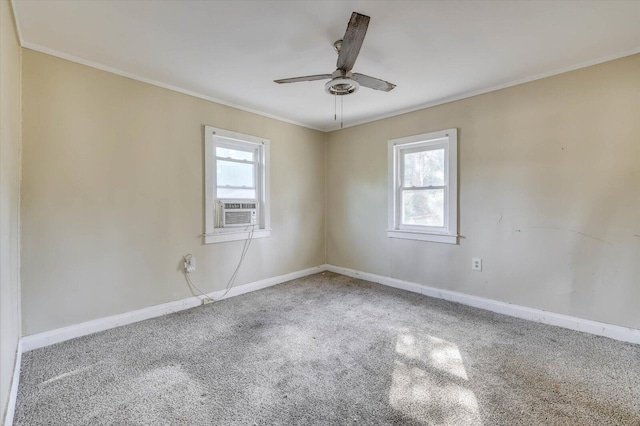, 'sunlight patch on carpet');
391,332,480,424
